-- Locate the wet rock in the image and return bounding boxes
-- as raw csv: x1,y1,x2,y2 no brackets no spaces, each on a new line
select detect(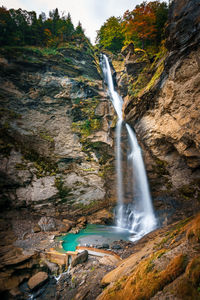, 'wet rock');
38,217,56,232
71,250,88,268
102,244,109,249
27,271,49,291
121,0,200,220
40,255,59,274
111,244,122,250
